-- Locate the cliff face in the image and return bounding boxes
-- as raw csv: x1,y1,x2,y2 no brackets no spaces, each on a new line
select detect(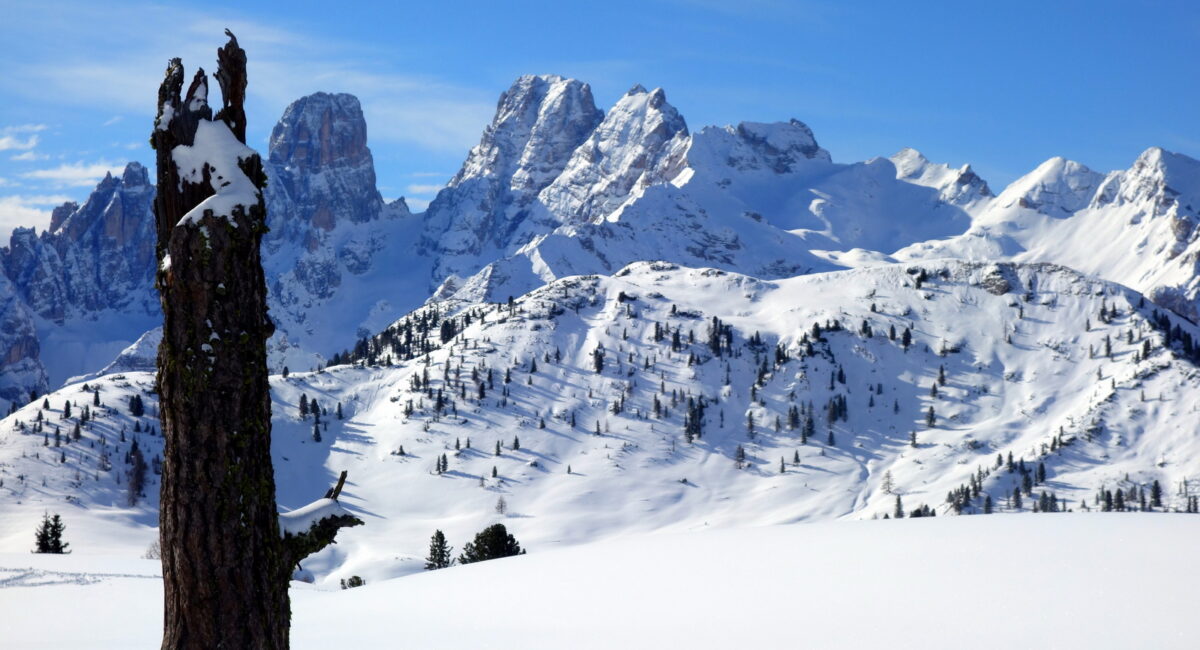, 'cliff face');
2,162,158,324
419,74,604,284
266,92,385,241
